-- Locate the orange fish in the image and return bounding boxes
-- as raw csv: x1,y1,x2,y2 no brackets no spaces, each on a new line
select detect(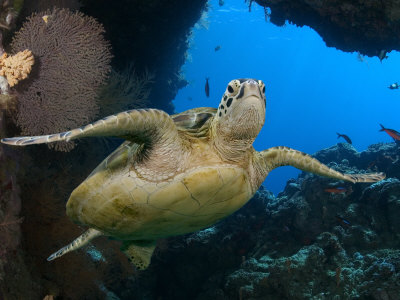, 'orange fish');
324,187,351,195
205,77,210,98
379,124,400,141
